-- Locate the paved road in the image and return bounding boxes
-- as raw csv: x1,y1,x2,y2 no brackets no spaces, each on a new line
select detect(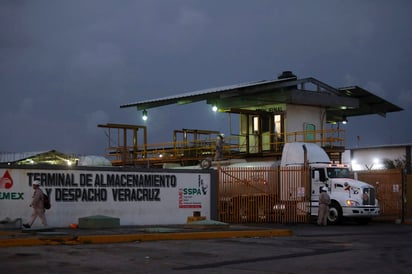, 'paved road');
1,223,412,273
